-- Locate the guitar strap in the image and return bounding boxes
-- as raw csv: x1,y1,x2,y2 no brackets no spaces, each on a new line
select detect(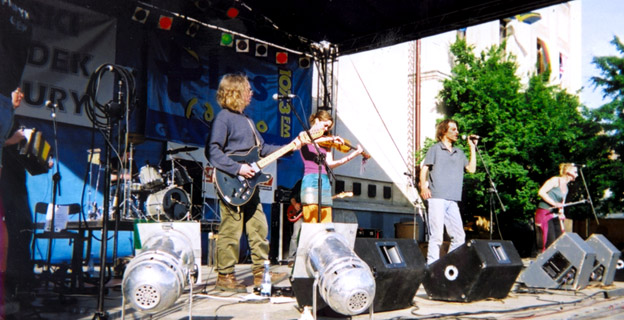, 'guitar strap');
246,117,261,149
